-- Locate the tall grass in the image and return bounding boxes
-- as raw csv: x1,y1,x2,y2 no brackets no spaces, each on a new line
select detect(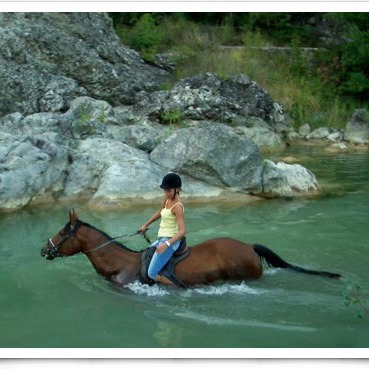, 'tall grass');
116,17,367,129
